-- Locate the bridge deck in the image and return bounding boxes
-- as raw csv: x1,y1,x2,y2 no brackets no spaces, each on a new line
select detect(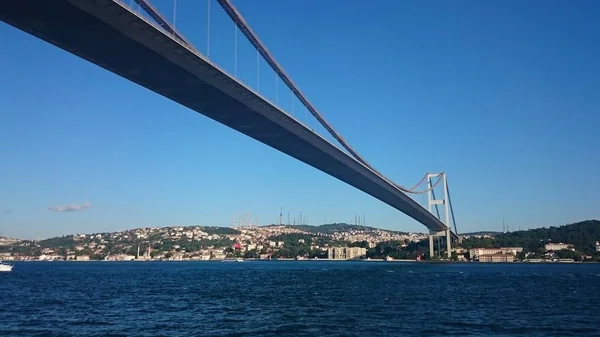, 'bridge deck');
0,0,452,234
